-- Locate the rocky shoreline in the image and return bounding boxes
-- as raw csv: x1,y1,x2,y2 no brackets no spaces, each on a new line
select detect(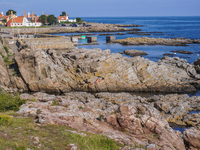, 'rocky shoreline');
18,92,200,149
1,27,200,149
